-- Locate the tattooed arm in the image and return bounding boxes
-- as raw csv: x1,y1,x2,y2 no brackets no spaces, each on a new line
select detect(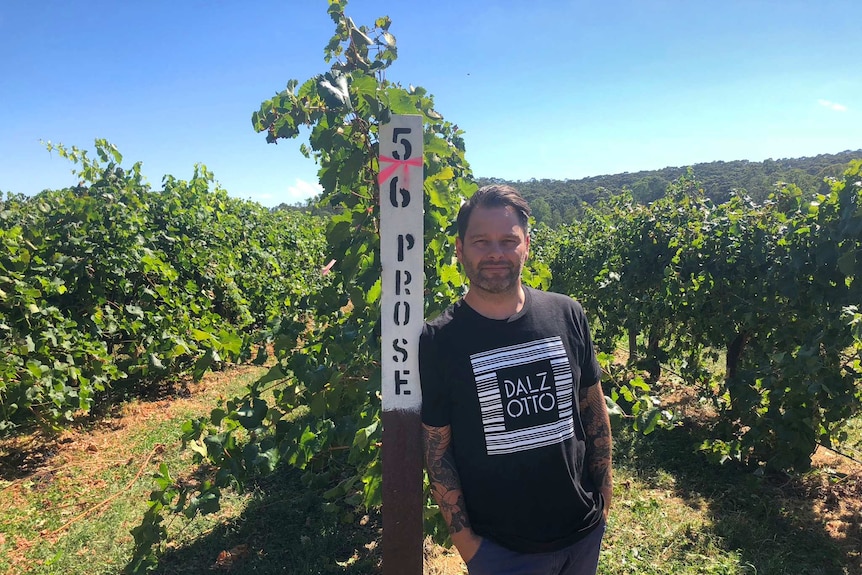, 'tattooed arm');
579,382,613,520
422,423,482,562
